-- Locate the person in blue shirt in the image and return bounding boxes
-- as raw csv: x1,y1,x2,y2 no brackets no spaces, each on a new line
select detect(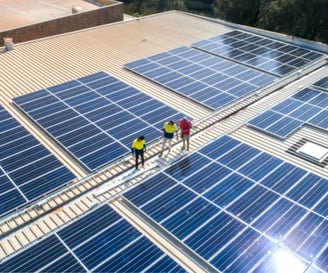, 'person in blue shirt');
159,120,178,157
